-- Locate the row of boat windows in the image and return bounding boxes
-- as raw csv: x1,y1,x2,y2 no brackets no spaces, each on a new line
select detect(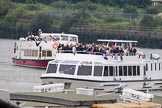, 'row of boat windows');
146,63,162,71
42,35,78,42
47,64,140,76
24,50,52,57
